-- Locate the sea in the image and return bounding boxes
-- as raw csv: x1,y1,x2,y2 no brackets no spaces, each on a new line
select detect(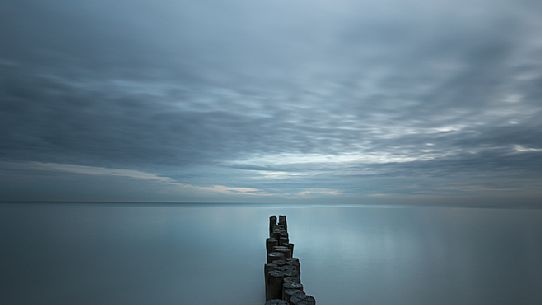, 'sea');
1,203,541,305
